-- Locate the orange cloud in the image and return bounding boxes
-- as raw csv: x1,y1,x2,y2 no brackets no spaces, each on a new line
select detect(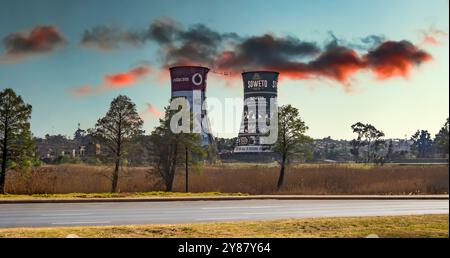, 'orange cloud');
70,85,95,96
70,64,151,97
420,28,448,46
364,41,432,80
104,66,150,87
105,73,135,86
140,103,162,120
